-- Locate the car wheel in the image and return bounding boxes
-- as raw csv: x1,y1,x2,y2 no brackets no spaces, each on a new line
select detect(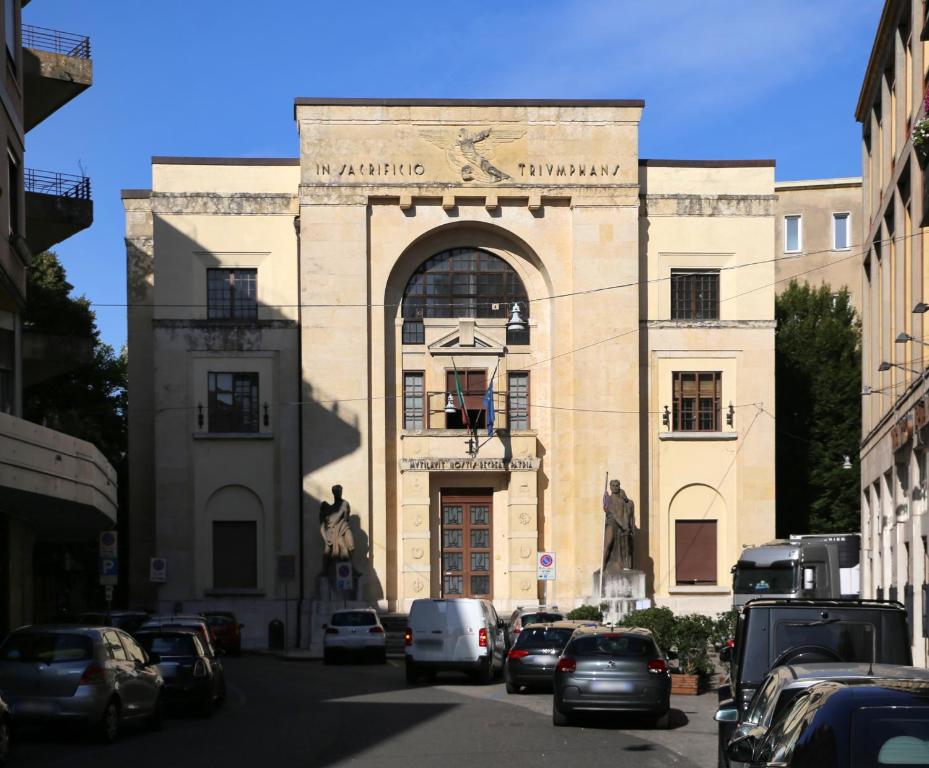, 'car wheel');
653,708,671,730
505,676,517,694
552,696,571,727
323,649,333,665
146,693,164,731
477,656,493,685
0,717,10,767
97,699,120,743
405,660,419,685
